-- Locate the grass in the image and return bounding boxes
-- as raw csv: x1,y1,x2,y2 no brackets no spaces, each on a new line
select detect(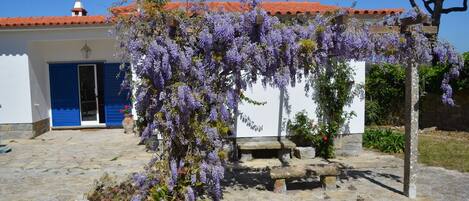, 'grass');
364,127,469,172
418,132,469,172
